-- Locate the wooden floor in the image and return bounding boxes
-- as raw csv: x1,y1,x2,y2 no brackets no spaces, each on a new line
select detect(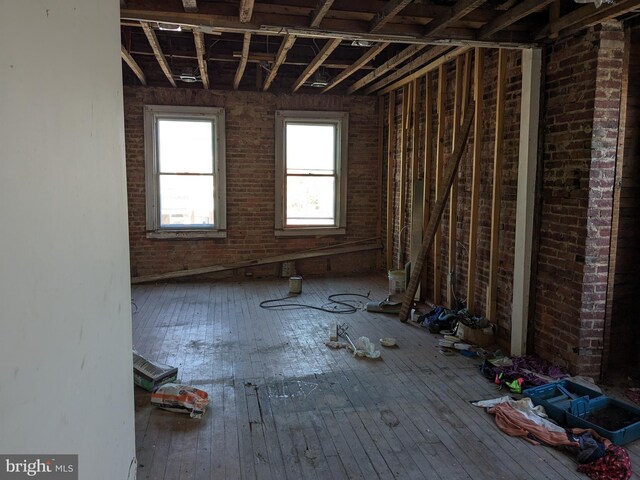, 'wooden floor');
132,274,640,479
